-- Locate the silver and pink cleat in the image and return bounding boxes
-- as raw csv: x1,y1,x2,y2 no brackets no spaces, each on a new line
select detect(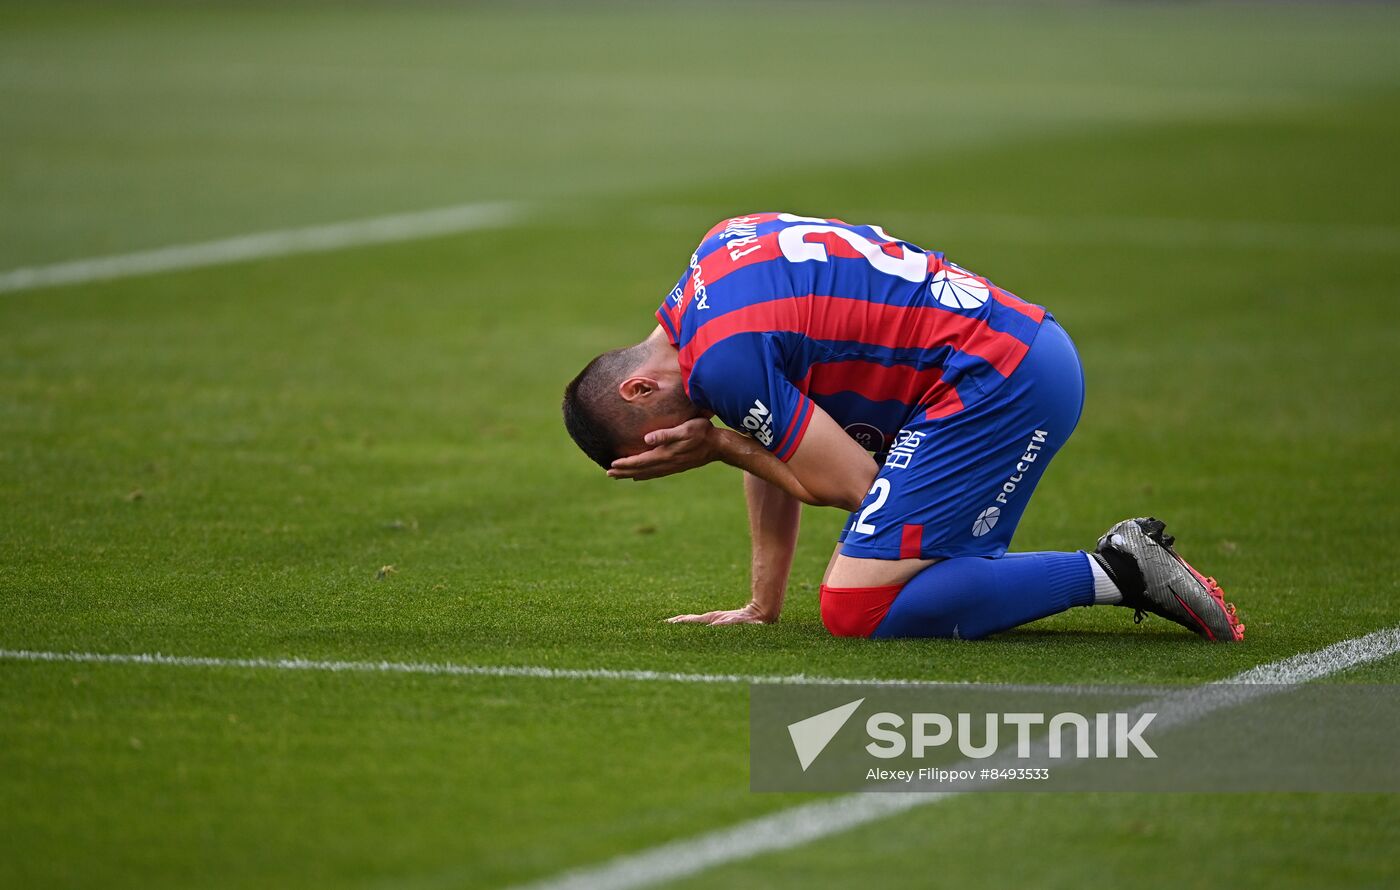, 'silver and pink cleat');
1095,517,1245,642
